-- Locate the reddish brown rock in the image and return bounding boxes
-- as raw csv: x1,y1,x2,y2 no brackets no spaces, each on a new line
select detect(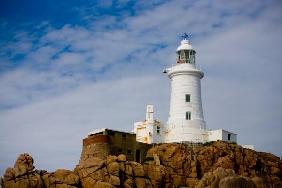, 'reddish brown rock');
251,176,268,188
93,181,115,188
134,177,152,188
42,169,79,188
219,176,256,188
1,141,281,188
123,178,134,188
130,161,145,177
107,161,119,176
117,154,127,162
